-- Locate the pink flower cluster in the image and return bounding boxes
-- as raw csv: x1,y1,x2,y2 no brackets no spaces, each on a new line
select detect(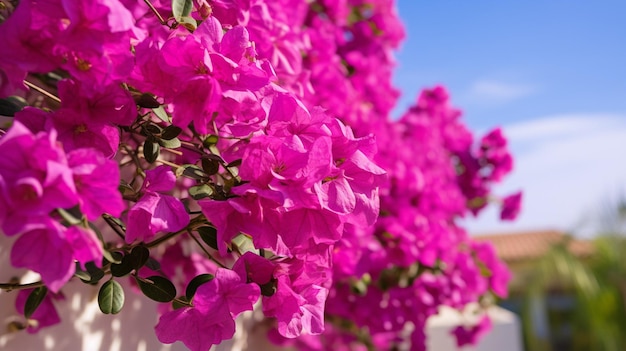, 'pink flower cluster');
0,1,522,350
